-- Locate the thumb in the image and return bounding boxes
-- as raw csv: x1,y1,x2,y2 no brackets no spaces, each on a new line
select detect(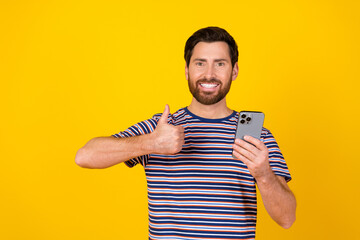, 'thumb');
158,104,170,124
